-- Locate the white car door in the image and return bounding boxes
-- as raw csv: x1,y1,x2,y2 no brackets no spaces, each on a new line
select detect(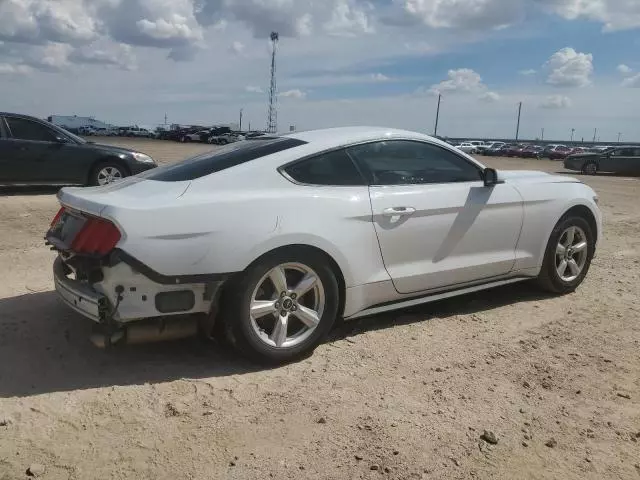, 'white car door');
348,140,524,294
